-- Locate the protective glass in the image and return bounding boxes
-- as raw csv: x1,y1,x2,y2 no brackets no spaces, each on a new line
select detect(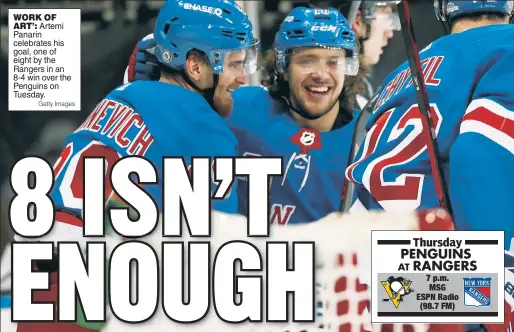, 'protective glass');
210,39,261,76
286,47,359,76
375,4,401,31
